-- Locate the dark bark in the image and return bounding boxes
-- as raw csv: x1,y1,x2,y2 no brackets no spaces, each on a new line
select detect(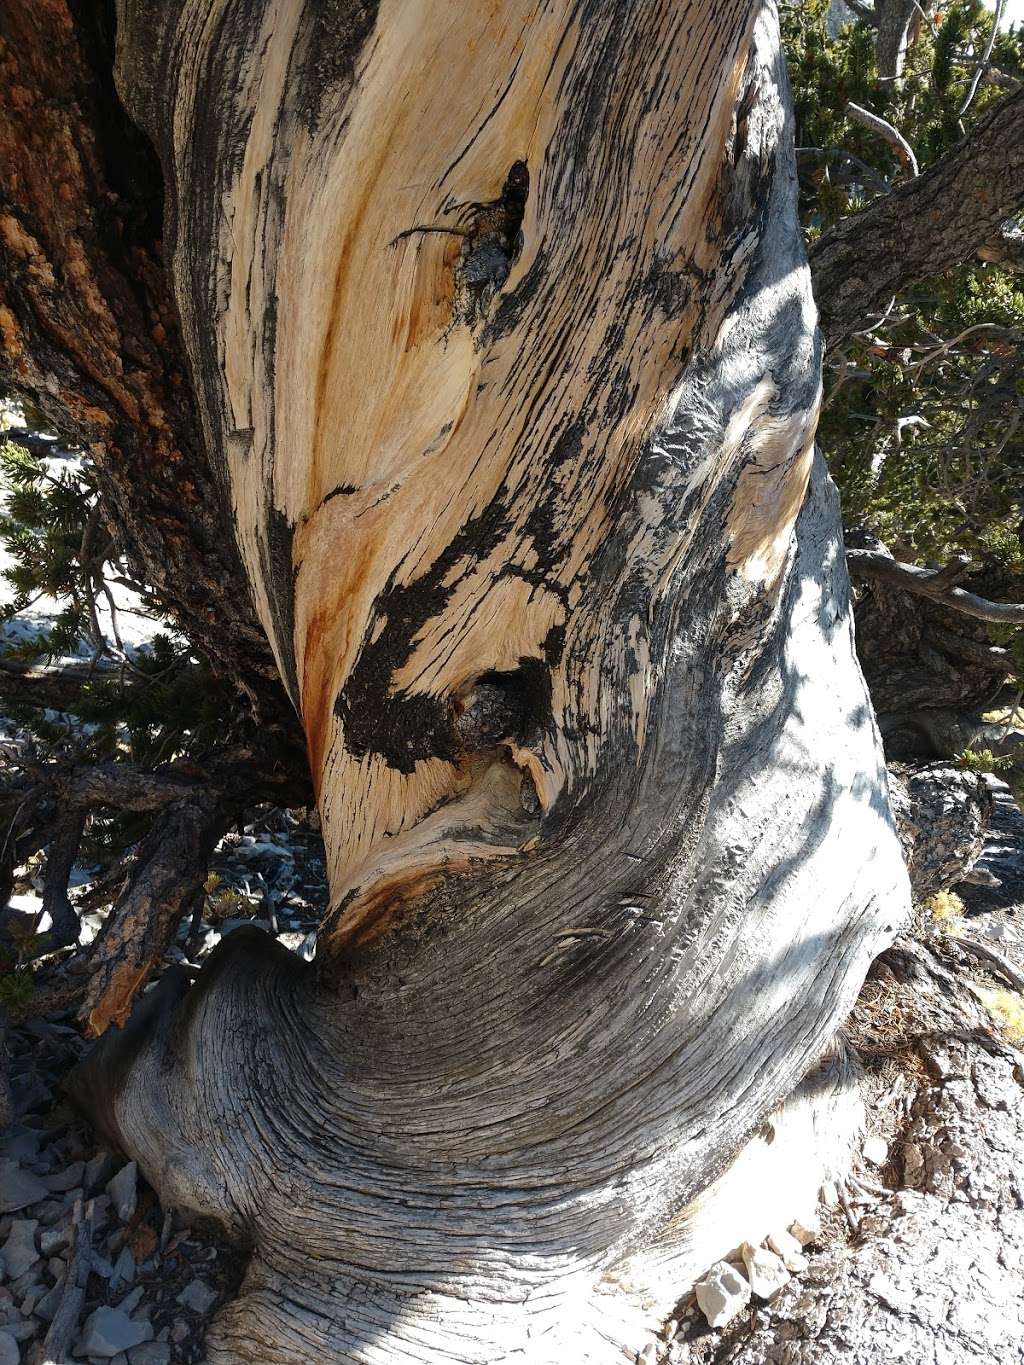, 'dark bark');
852,559,1014,756
888,763,992,901
809,85,1024,346
0,1,295,734
41,809,86,949
79,791,225,1035
874,0,930,80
